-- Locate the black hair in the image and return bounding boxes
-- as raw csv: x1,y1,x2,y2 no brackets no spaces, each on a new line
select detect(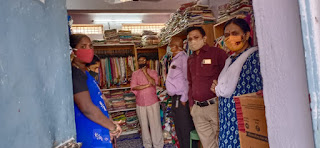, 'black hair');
137,54,148,61
69,34,89,48
224,18,252,45
86,55,100,67
187,27,206,37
